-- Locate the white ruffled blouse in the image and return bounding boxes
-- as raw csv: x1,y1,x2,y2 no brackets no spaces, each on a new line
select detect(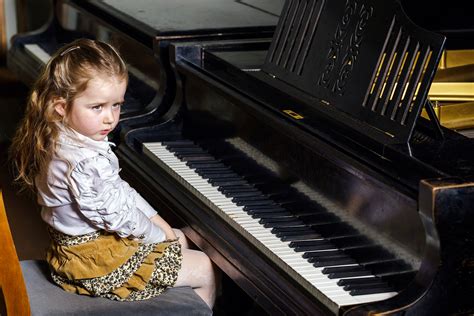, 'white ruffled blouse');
35,125,165,244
